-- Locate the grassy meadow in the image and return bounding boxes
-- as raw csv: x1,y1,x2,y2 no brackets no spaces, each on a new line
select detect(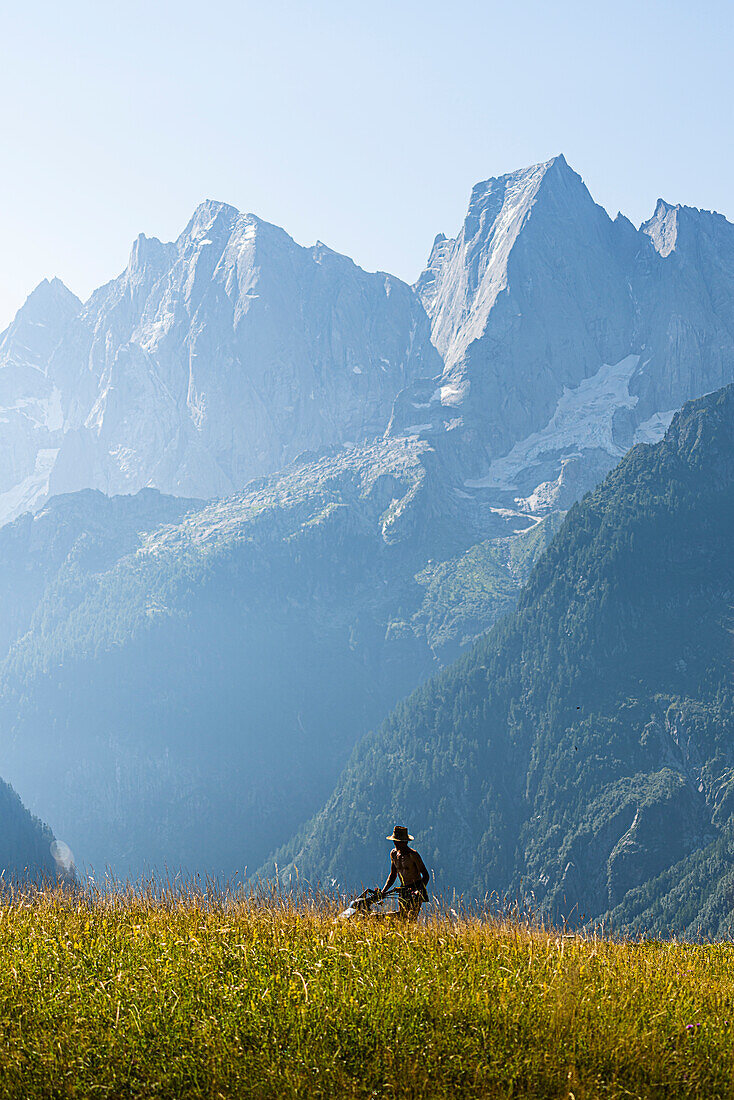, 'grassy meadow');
0,885,733,1098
